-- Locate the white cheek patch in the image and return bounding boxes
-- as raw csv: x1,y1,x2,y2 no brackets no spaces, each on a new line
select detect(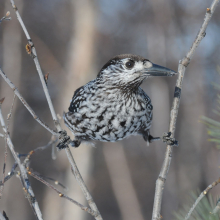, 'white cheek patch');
144,61,153,68
134,61,143,72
